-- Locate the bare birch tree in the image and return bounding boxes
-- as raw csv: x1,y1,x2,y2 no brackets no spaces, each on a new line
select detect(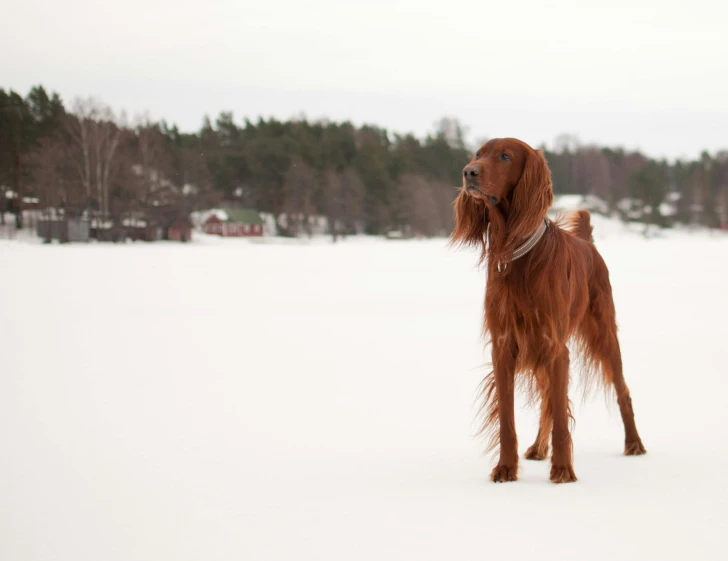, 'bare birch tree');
65,98,125,221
